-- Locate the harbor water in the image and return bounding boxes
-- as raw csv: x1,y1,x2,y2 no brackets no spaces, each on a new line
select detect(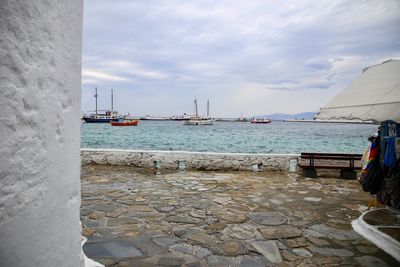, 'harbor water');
81,121,377,154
